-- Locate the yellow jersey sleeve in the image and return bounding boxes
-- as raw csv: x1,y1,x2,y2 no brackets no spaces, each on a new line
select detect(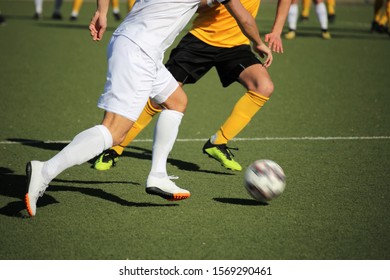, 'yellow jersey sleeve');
190,0,261,48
